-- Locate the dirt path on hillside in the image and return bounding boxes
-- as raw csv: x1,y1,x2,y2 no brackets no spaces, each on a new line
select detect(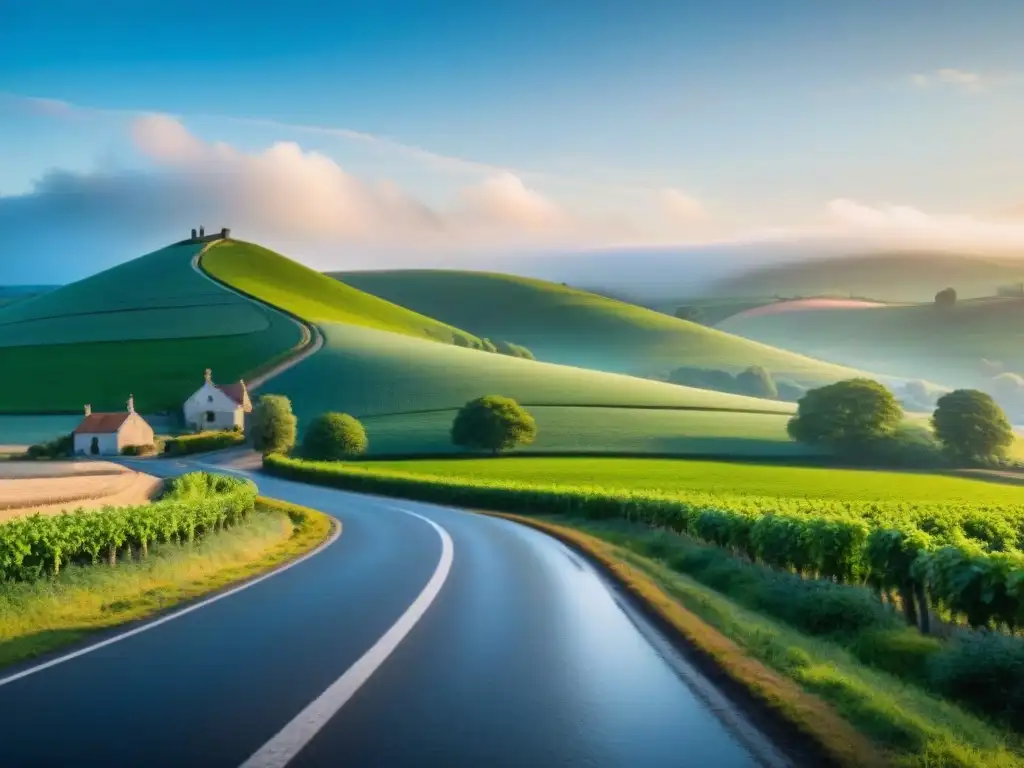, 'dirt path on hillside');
191,243,325,392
